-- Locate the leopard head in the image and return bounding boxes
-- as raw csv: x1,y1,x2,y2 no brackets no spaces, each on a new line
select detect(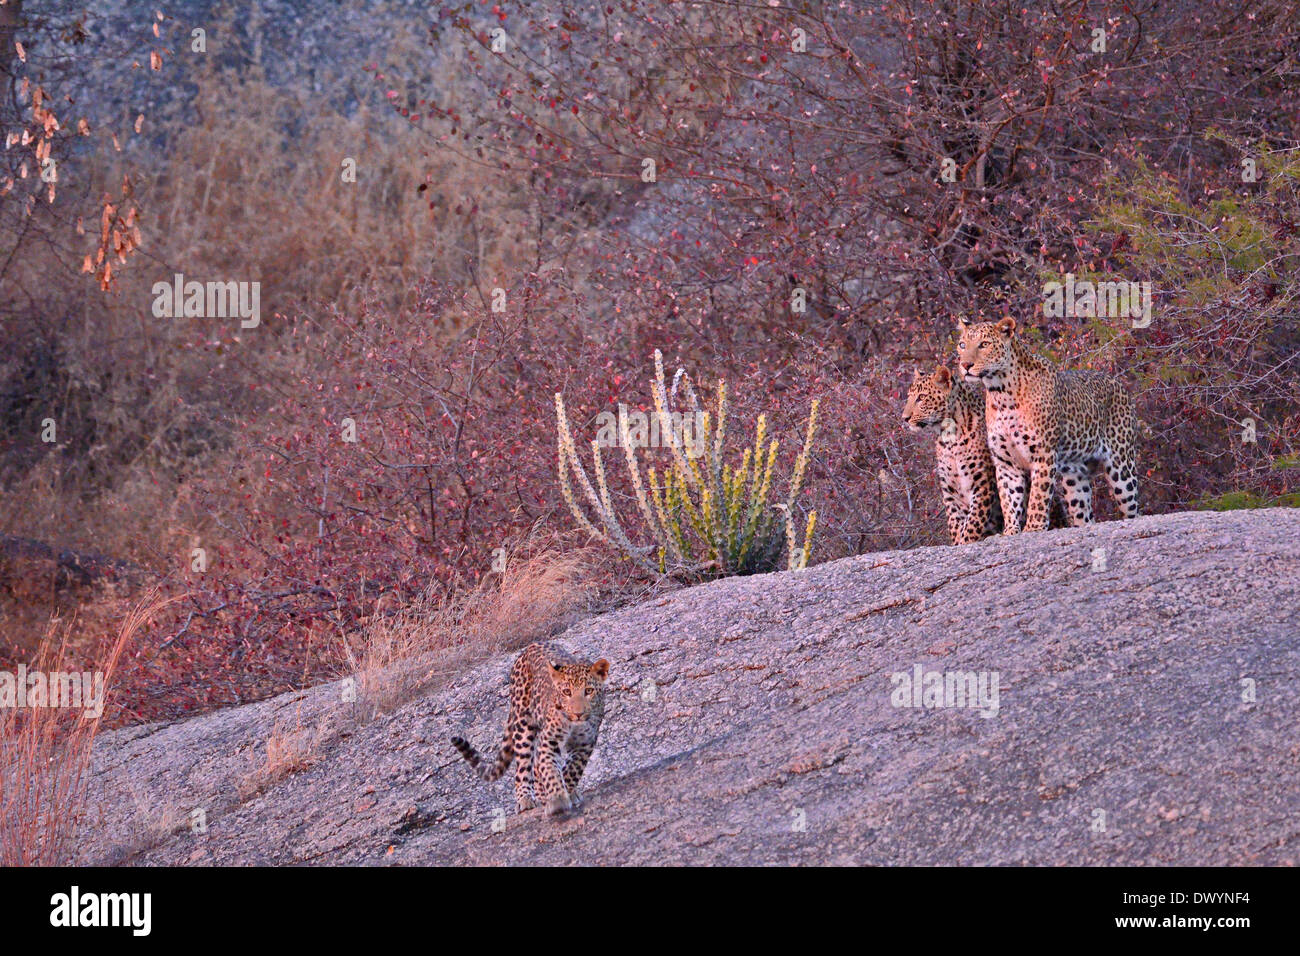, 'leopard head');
956,317,1018,389
550,656,610,723
903,366,954,431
